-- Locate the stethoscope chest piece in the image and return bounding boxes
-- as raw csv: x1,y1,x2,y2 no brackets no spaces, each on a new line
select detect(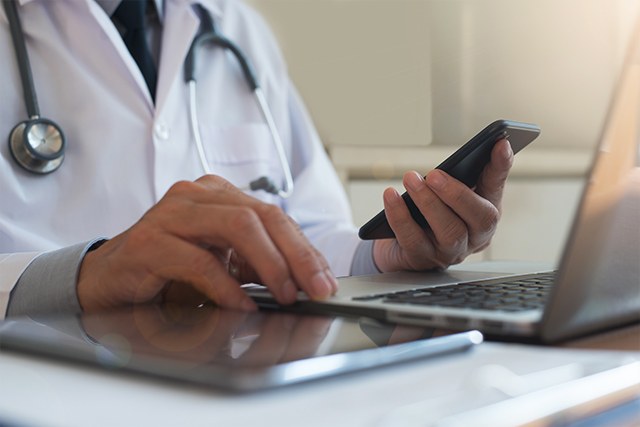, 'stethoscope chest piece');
9,118,66,174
